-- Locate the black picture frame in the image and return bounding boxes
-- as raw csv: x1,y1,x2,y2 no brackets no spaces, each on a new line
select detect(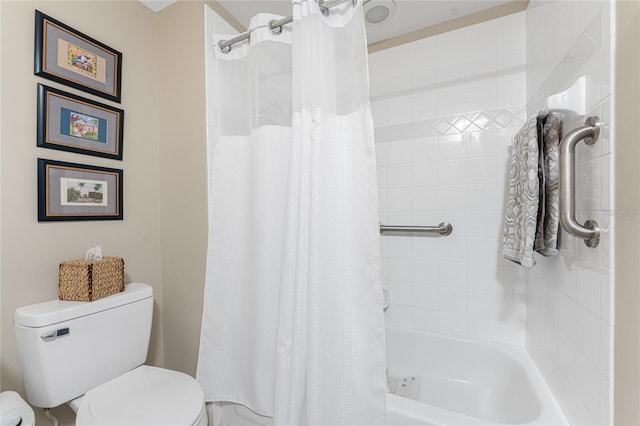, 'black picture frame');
37,84,124,160
34,10,123,103
38,158,123,222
